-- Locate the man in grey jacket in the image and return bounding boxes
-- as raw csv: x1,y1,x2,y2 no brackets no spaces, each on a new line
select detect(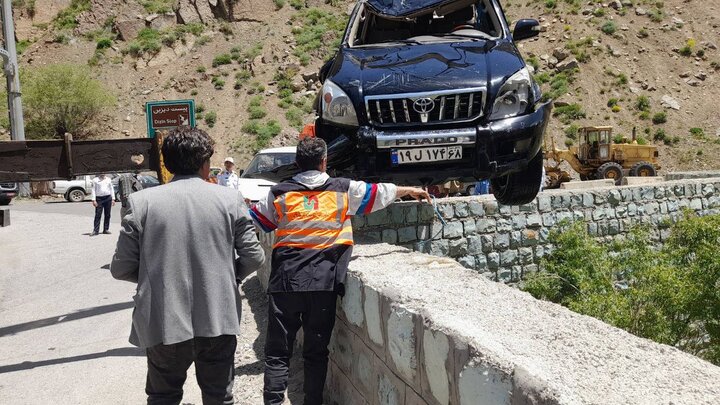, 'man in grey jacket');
111,126,265,405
